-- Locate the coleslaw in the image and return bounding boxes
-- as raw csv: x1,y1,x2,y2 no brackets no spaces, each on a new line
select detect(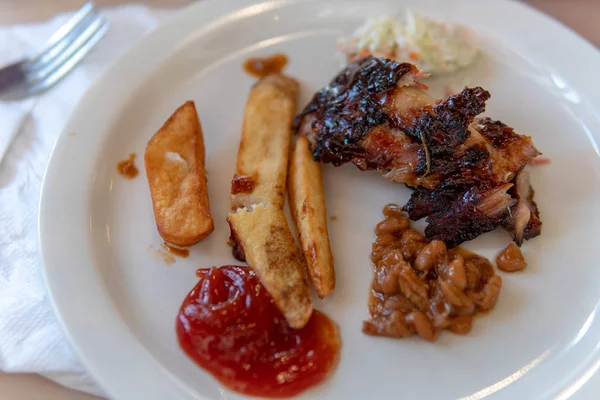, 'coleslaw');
338,11,479,74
